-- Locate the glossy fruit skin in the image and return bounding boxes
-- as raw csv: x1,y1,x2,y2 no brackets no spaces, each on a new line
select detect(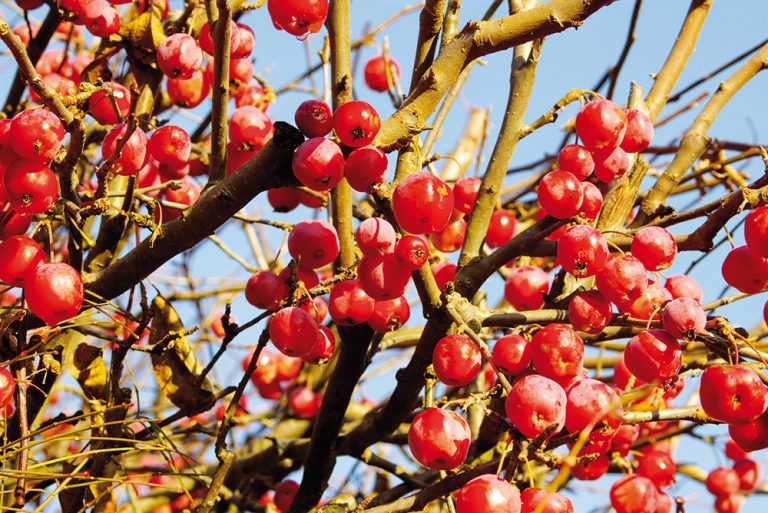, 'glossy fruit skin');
454,475,521,513
198,21,239,55
245,271,287,310
570,453,609,481
655,493,674,513
557,225,608,277
595,254,648,305
328,279,375,326
367,296,410,332
393,171,454,234
358,253,412,300
575,99,628,152
333,100,380,147
609,474,658,513
229,106,274,151
592,146,630,182
364,55,401,92
268,0,328,37
162,179,200,221
274,480,299,513
520,488,573,513
102,123,149,176
621,109,654,153
725,439,750,461
395,235,429,270
531,324,584,381
610,423,640,456
268,307,319,358
504,265,549,311
565,378,622,439
733,458,761,491
279,265,319,290
729,411,768,452
631,227,677,271
60,0,106,23
637,450,676,488
167,71,210,108
294,100,333,137
700,365,768,425
453,177,482,214
707,467,741,497
618,282,672,321
624,330,681,383
267,187,301,212
721,245,768,293
355,217,396,255
345,146,389,192
433,334,481,387
292,137,344,191
236,83,270,110
25,263,84,326
148,125,191,168
11,109,65,163
304,324,336,364
157,33,202,79
288,386,322,418
492,334,531,375
3,161,58,214
407,408,471,470
665,274,703,303
486,210,517,248
557,144,594,180
745,206,768,257
431,218,466,253
568,290,612,334
579,181,603,220
287,220,340,269
88,81,131,125
0,211,33,240
0,367,15,410
505,374,566,439
0,235,45,287
537,171,583,219
662,297,706,339
715,493,745,513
